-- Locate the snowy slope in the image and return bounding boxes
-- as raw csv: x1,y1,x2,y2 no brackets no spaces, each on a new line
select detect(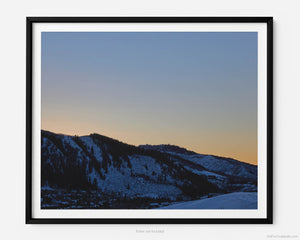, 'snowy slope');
41,130,220,206
41,130,257,209
160,192,257,209
140,144,257,180
179,154,257,179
